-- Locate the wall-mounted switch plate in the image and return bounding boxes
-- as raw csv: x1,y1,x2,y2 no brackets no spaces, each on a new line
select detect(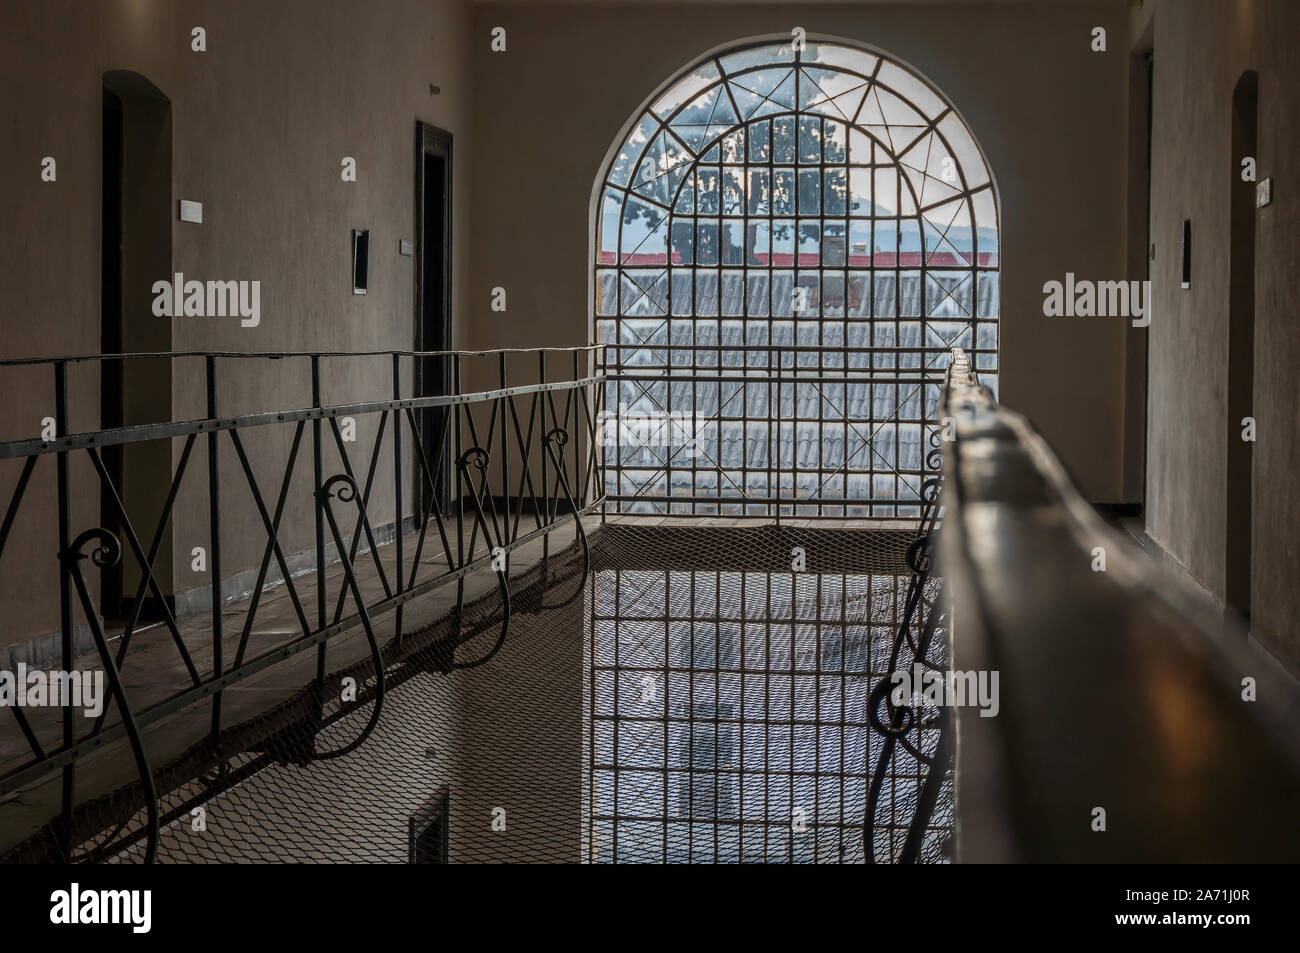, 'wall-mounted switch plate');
352,229,370,295
178,200,203,224
1180,219,1191,289
399,239,414,257
1256,177,1272,208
